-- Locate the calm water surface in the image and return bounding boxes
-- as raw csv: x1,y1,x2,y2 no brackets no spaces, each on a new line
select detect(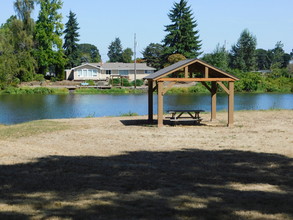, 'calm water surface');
0,93,292,125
